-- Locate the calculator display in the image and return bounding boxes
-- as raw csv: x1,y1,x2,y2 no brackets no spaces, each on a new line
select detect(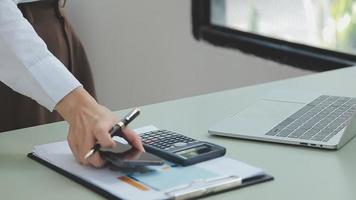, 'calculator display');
175,145,212,159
